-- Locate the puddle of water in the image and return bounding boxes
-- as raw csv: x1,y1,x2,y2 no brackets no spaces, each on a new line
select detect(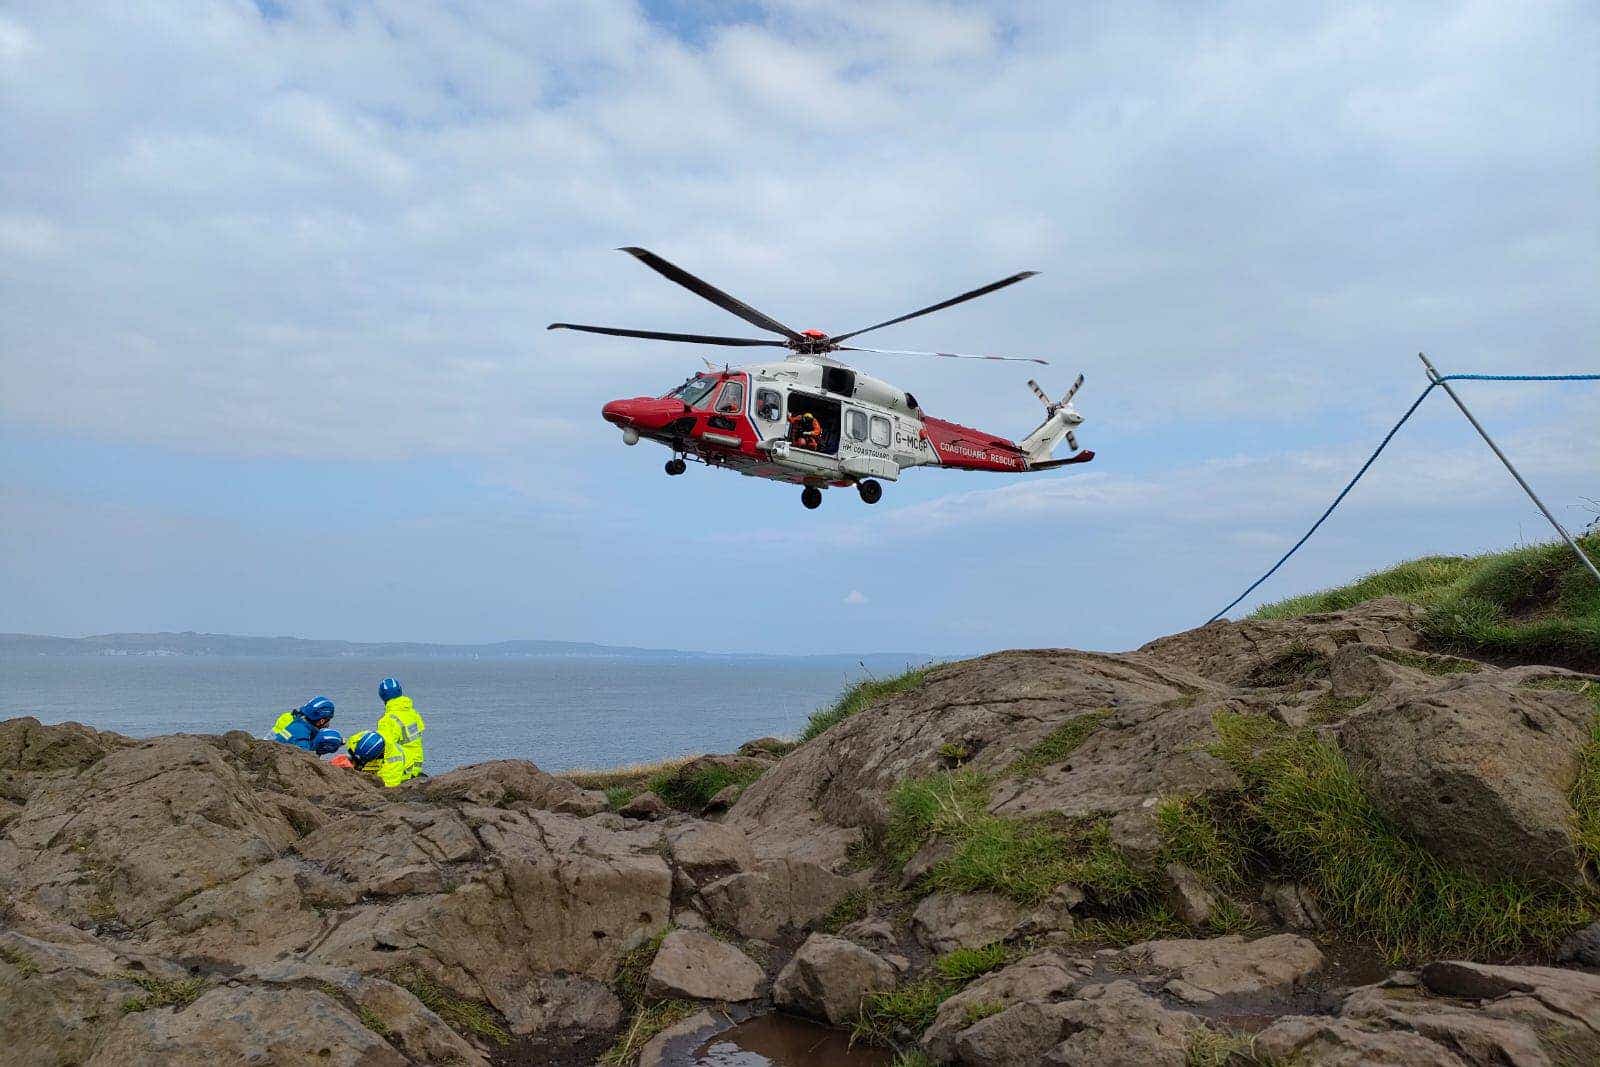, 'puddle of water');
691,1014,893,1067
